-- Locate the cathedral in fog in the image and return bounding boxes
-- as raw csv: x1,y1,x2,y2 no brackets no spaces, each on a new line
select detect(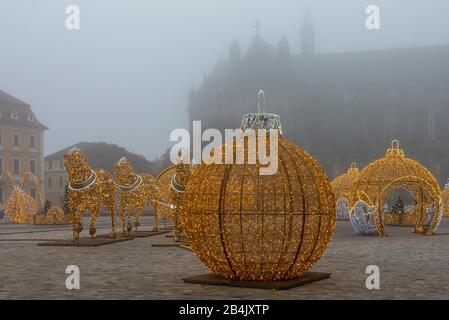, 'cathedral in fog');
188,10,449,185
